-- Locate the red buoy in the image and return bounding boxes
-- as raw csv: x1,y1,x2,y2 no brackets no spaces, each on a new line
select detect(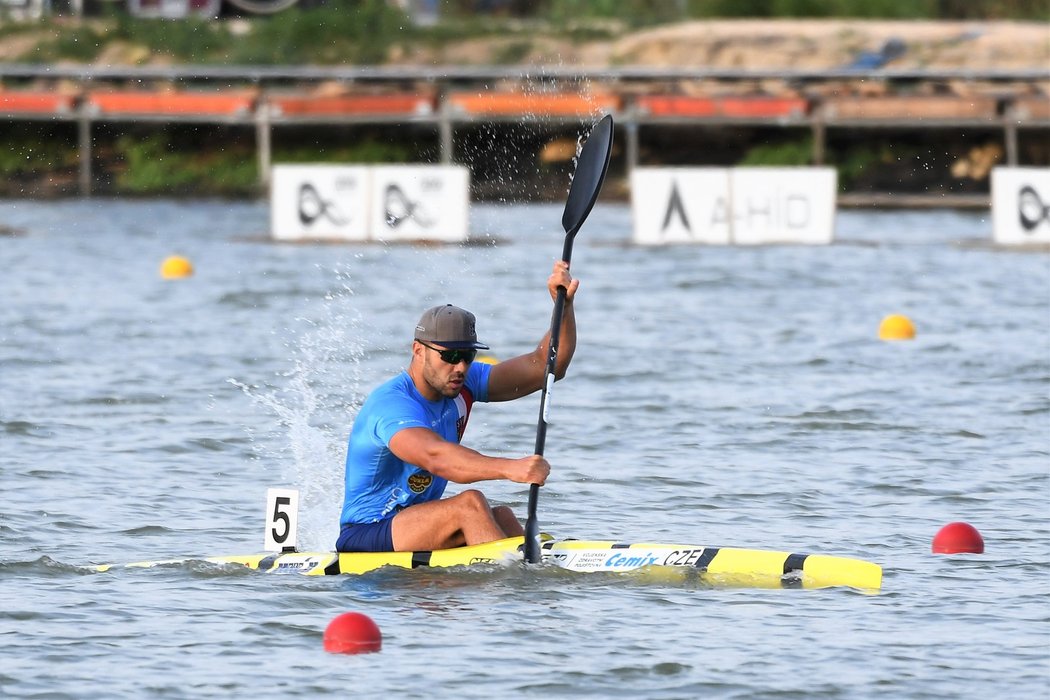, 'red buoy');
932,522,985,554
323,612,382,654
